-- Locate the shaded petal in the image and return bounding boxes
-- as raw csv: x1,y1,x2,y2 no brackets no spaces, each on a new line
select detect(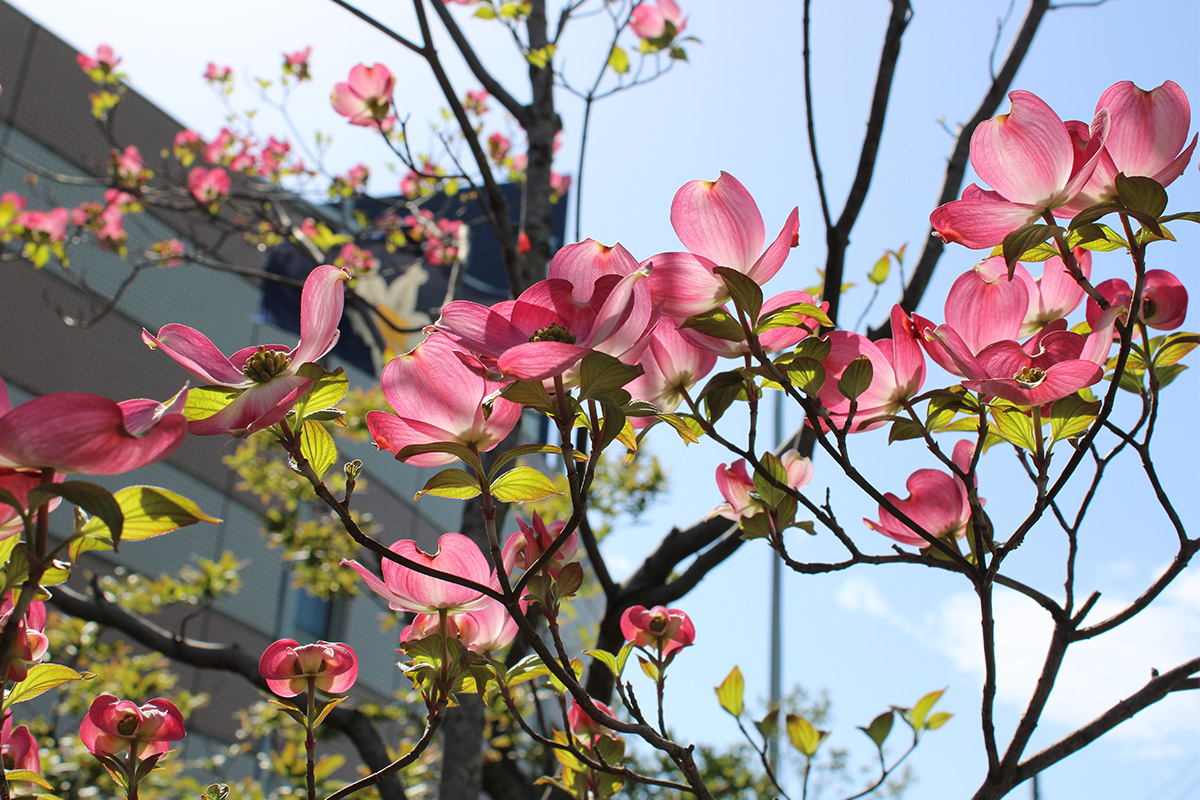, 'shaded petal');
497,341,589,381
548,239,641,303
930,193,1042,250
966,361,1101,406
438,300,527,357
